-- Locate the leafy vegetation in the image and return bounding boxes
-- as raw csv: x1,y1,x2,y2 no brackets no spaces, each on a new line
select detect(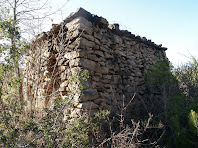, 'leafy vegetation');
167,58,198,147
145,59,198,147
145,60,178,123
